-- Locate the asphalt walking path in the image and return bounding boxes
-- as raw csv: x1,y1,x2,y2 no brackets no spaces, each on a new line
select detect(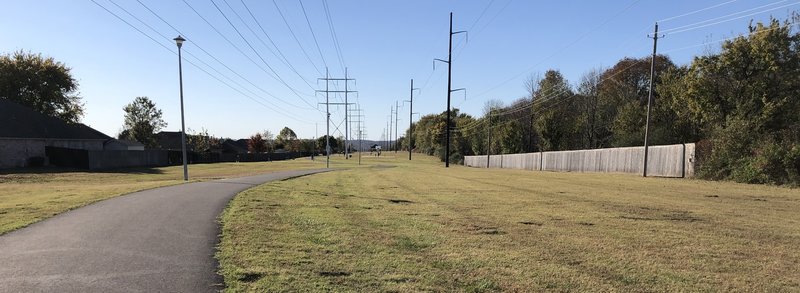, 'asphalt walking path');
0,168,330,293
